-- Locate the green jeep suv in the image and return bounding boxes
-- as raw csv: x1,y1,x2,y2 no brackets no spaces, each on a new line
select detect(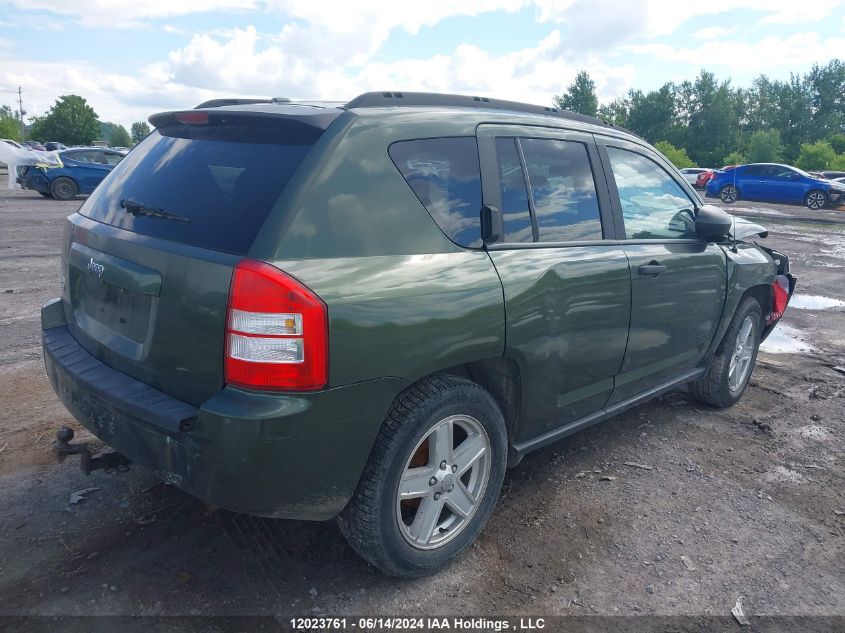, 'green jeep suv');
42,92,795,577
